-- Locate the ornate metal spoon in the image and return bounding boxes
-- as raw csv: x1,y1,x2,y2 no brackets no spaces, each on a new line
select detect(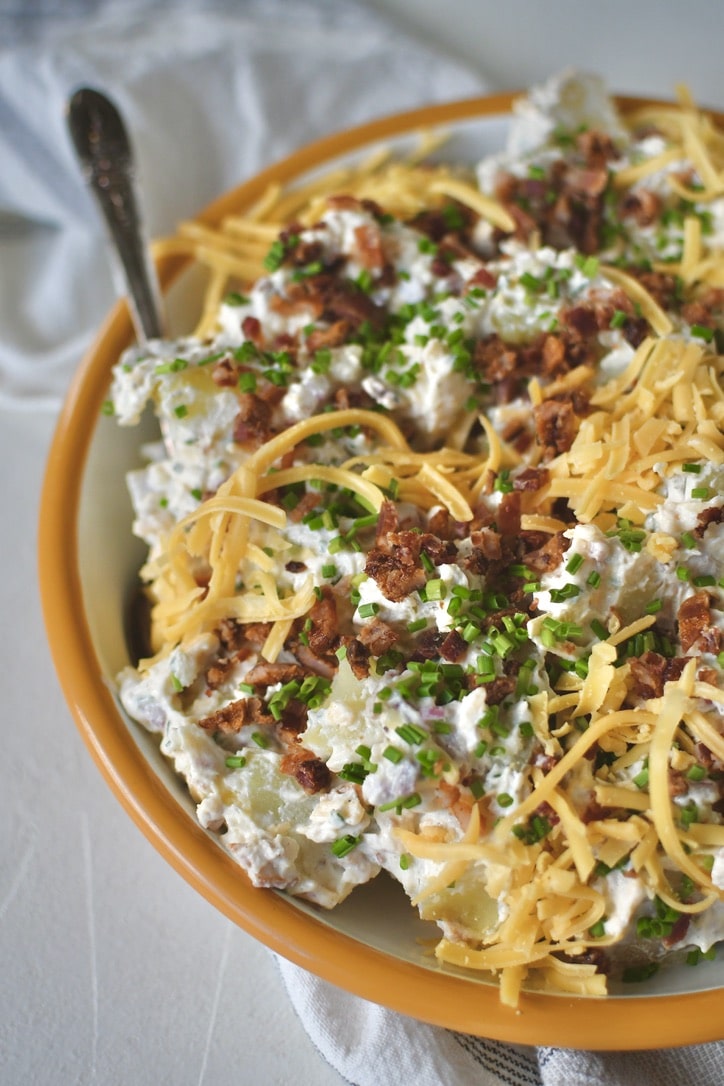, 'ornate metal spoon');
67,87,165,343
